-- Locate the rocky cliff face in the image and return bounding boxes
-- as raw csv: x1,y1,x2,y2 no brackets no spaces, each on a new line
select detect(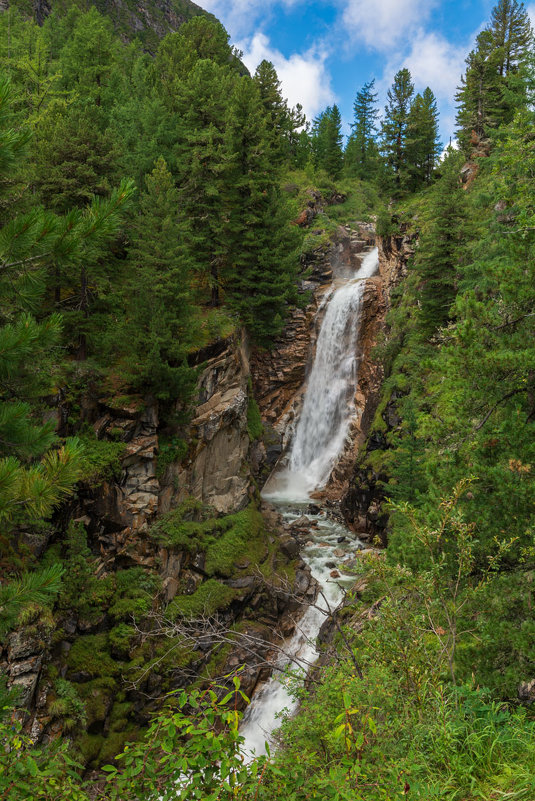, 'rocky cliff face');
1,332,313,765
340,227,417,542
251,224,376,455
7,0,212,49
